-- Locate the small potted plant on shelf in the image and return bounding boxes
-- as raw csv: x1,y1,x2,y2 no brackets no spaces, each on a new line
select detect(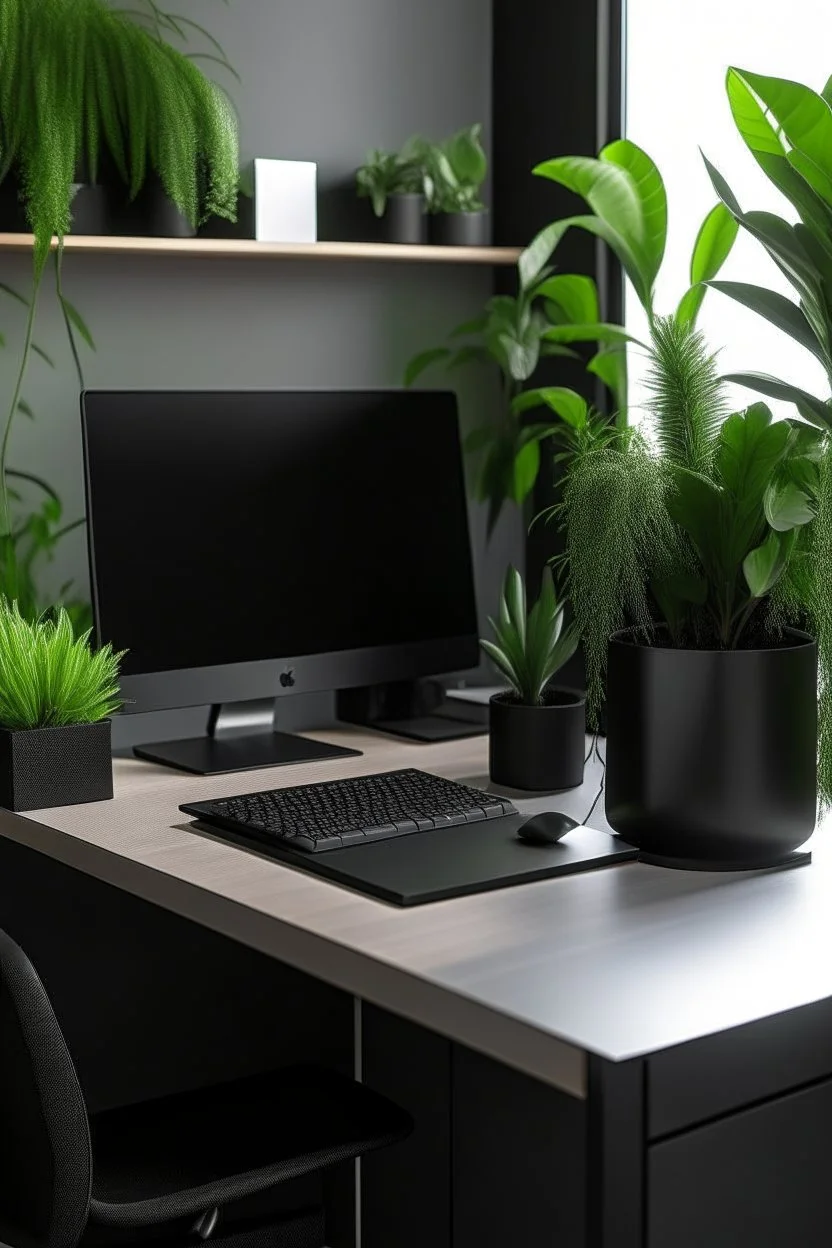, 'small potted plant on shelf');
0,0,238,242
481,565,583,791
524,134,822,868
356,139,428,244
425,124,489,247
0,600,124,811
